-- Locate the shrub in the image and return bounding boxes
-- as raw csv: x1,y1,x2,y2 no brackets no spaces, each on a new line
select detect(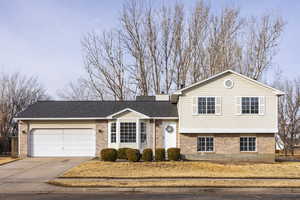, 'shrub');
101,148,118,162
126,149,141,162
142,148,153,161
155,148,165,161
167,148,181,161
117,148,130,159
